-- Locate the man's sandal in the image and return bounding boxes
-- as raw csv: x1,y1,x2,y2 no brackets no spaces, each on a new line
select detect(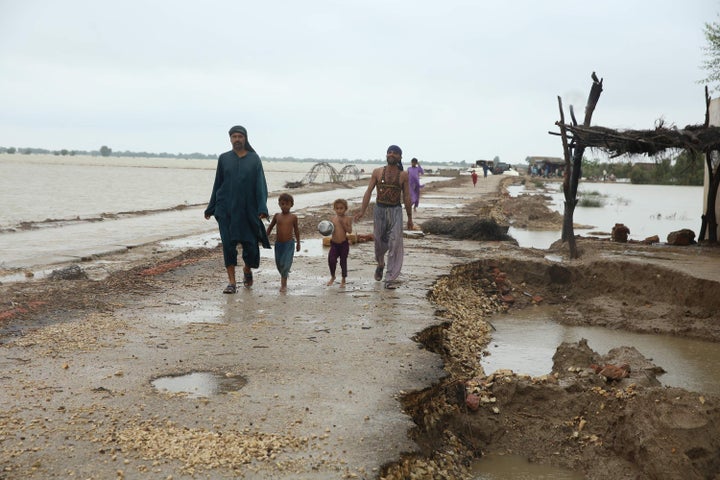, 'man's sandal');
223,284,237,294
374,265,384,281
243,271,253,288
